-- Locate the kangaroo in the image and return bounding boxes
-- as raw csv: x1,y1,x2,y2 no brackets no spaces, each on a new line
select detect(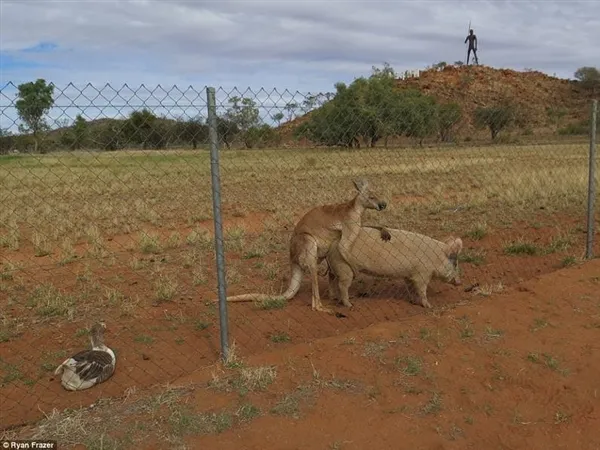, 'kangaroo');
219,179,389,313
326,226,463,309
